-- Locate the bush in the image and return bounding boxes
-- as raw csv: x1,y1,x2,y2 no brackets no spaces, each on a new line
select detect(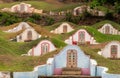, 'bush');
105,10,113,20
45,17,55,25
